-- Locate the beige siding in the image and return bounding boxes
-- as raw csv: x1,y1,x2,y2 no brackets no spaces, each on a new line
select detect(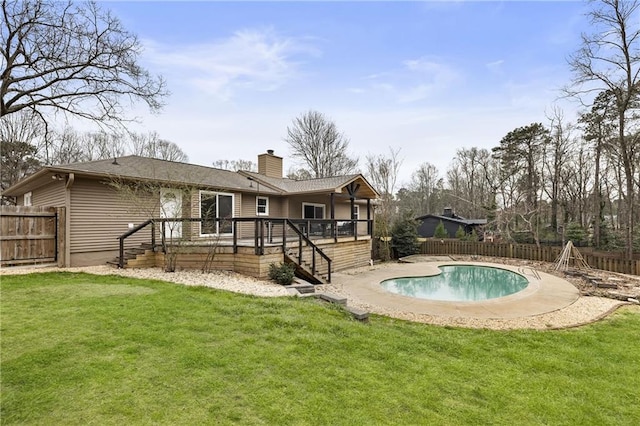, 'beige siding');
70,178,157,254
31,181,66,207
257,152,283,178
267,196,285,217
239,194,285,216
